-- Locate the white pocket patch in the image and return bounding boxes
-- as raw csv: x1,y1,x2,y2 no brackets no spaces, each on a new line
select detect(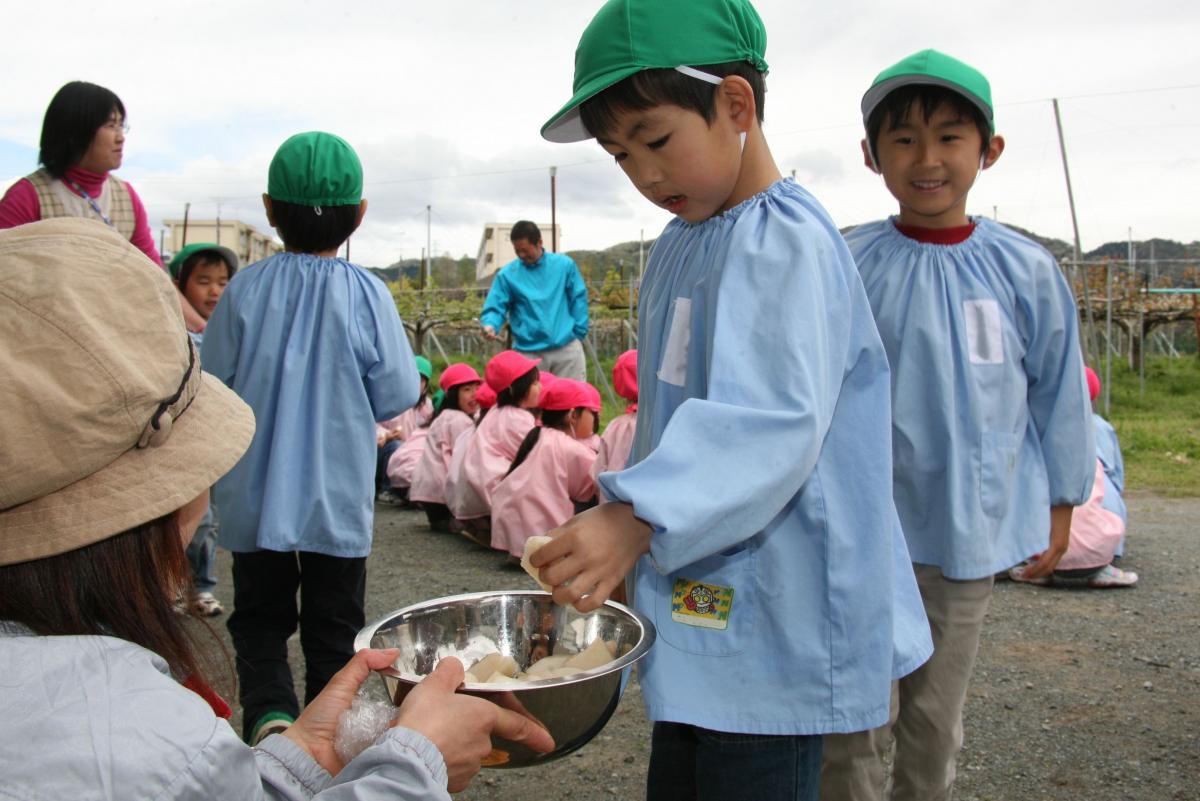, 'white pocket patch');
657,297,692,386
963,299,1003,365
